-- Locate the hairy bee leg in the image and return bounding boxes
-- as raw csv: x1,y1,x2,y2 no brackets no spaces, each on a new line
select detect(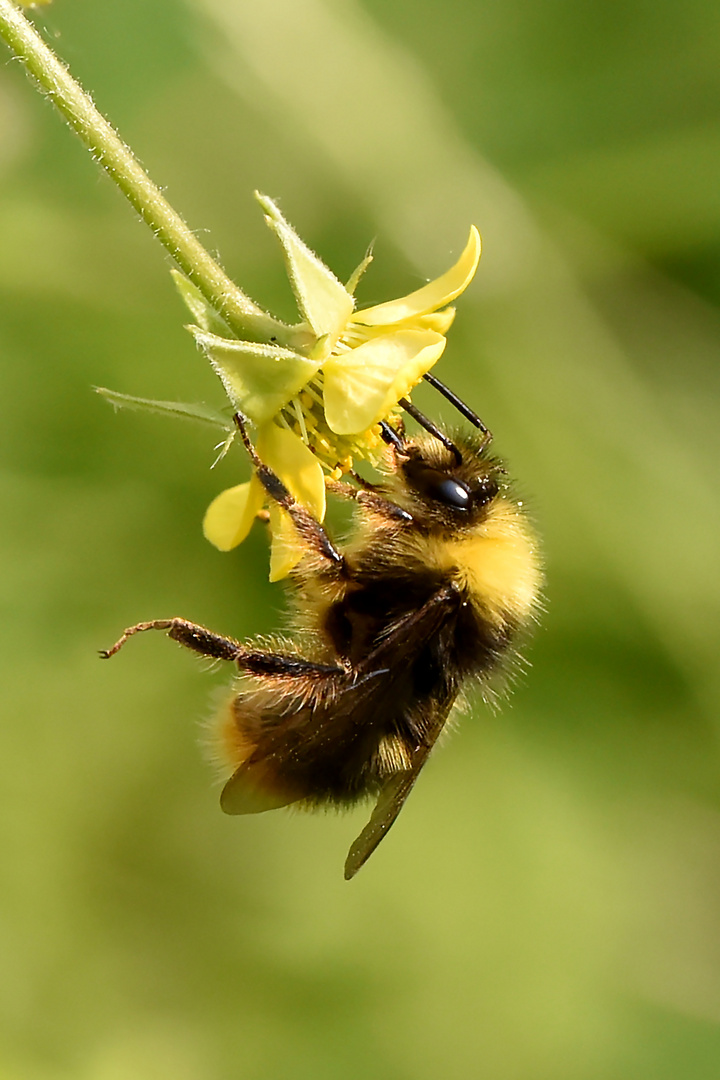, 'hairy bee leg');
100,618,243,661
234,652,348,678
326,478,413,524
234,414,345,572
101,617,348,679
